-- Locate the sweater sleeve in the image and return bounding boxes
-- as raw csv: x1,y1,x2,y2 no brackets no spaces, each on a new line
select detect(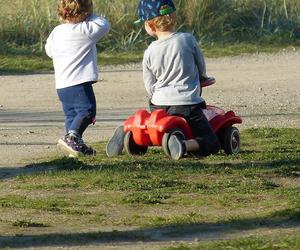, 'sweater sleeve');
79,14,110,43
143,53,156,97
192,36,207,79
45,32,53,59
